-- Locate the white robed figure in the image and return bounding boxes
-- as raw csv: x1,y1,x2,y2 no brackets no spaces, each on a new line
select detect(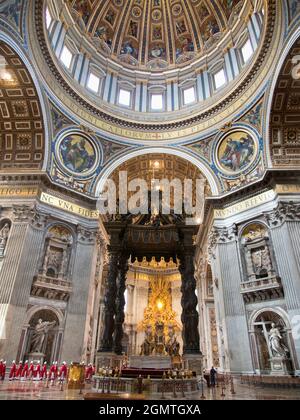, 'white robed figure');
268,323,289,358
